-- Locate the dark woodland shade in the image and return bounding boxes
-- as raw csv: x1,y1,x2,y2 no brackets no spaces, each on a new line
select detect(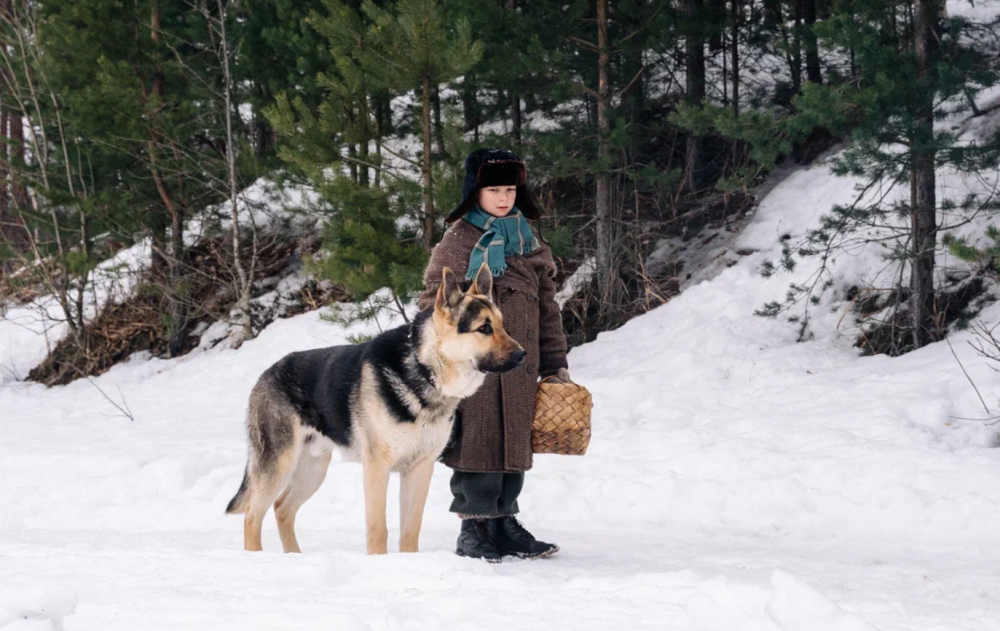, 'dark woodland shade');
446,147,542,222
